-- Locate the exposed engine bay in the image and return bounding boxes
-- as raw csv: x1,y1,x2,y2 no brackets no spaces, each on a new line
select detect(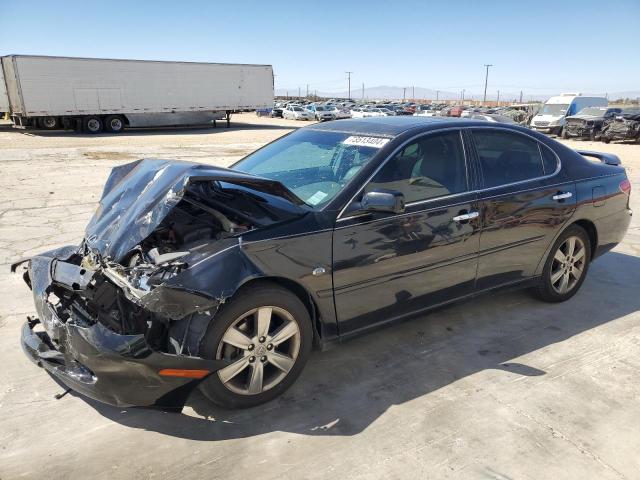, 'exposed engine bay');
27,160,306,349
